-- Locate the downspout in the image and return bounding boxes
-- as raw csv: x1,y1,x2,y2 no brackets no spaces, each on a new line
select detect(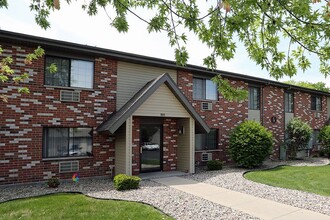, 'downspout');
261,85,265,126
